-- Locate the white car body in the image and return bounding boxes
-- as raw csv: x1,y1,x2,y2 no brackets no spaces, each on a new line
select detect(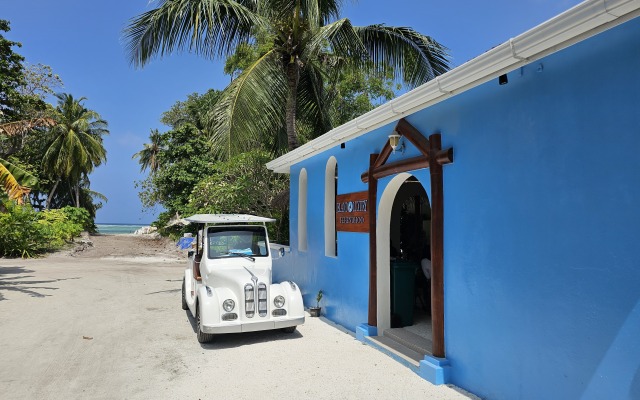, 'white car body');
181,214,304,342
